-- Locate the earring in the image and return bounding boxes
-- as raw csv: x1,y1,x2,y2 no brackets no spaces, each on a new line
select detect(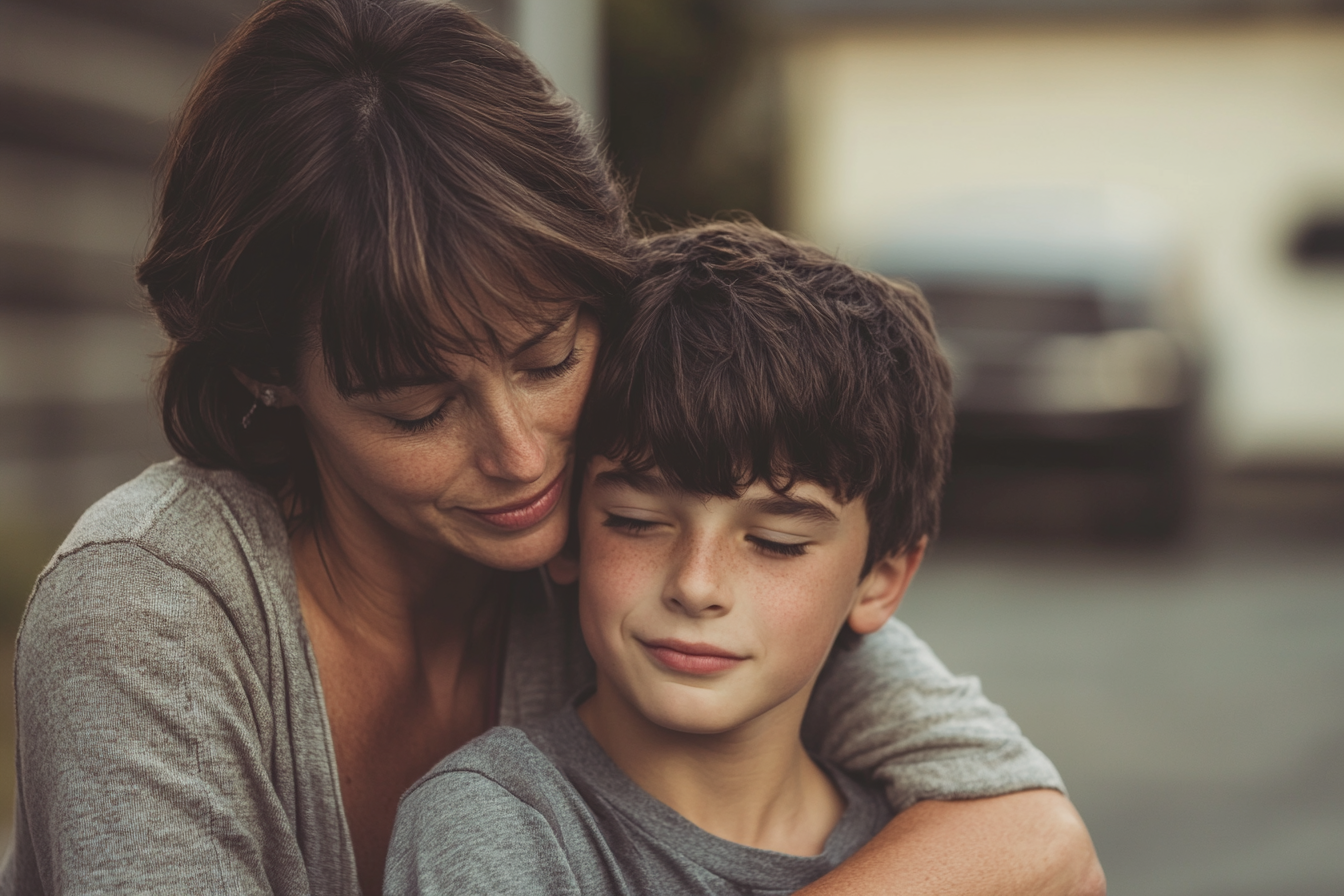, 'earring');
241,387,278,429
